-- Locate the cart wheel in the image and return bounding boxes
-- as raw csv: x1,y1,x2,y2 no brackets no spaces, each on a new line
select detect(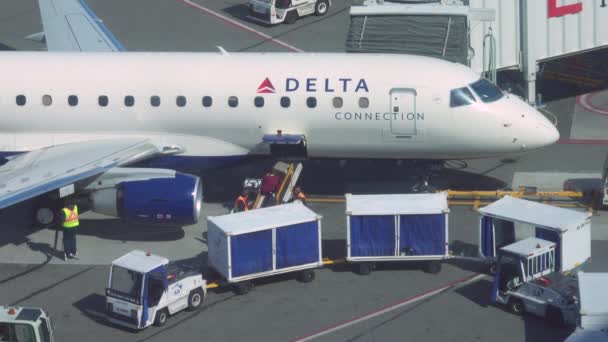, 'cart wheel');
423,261,442,274
154,308,169,327
546,305,565,327
233,281,253,295
284,10,298,24
296,270,315,283
187,289,204,311
315,0,329,16
357,262,373,276
507,298,524,316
